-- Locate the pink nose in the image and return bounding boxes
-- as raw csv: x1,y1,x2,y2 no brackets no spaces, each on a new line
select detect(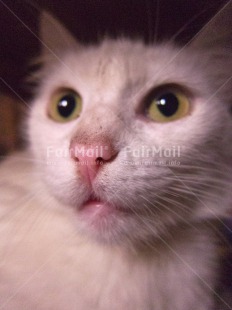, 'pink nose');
70,140,117,184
